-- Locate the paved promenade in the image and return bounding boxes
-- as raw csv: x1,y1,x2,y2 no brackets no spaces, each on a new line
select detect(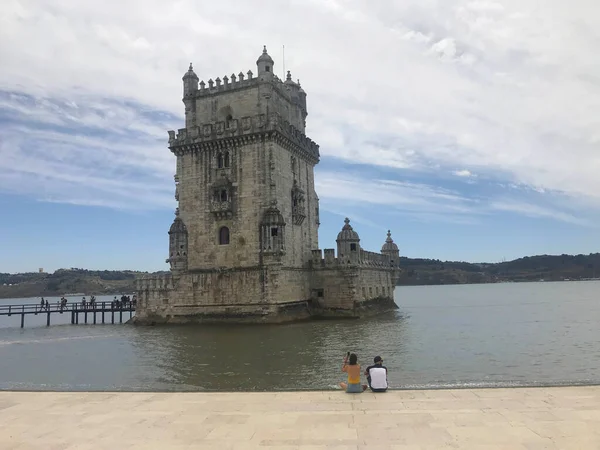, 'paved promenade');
1,386,599,449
